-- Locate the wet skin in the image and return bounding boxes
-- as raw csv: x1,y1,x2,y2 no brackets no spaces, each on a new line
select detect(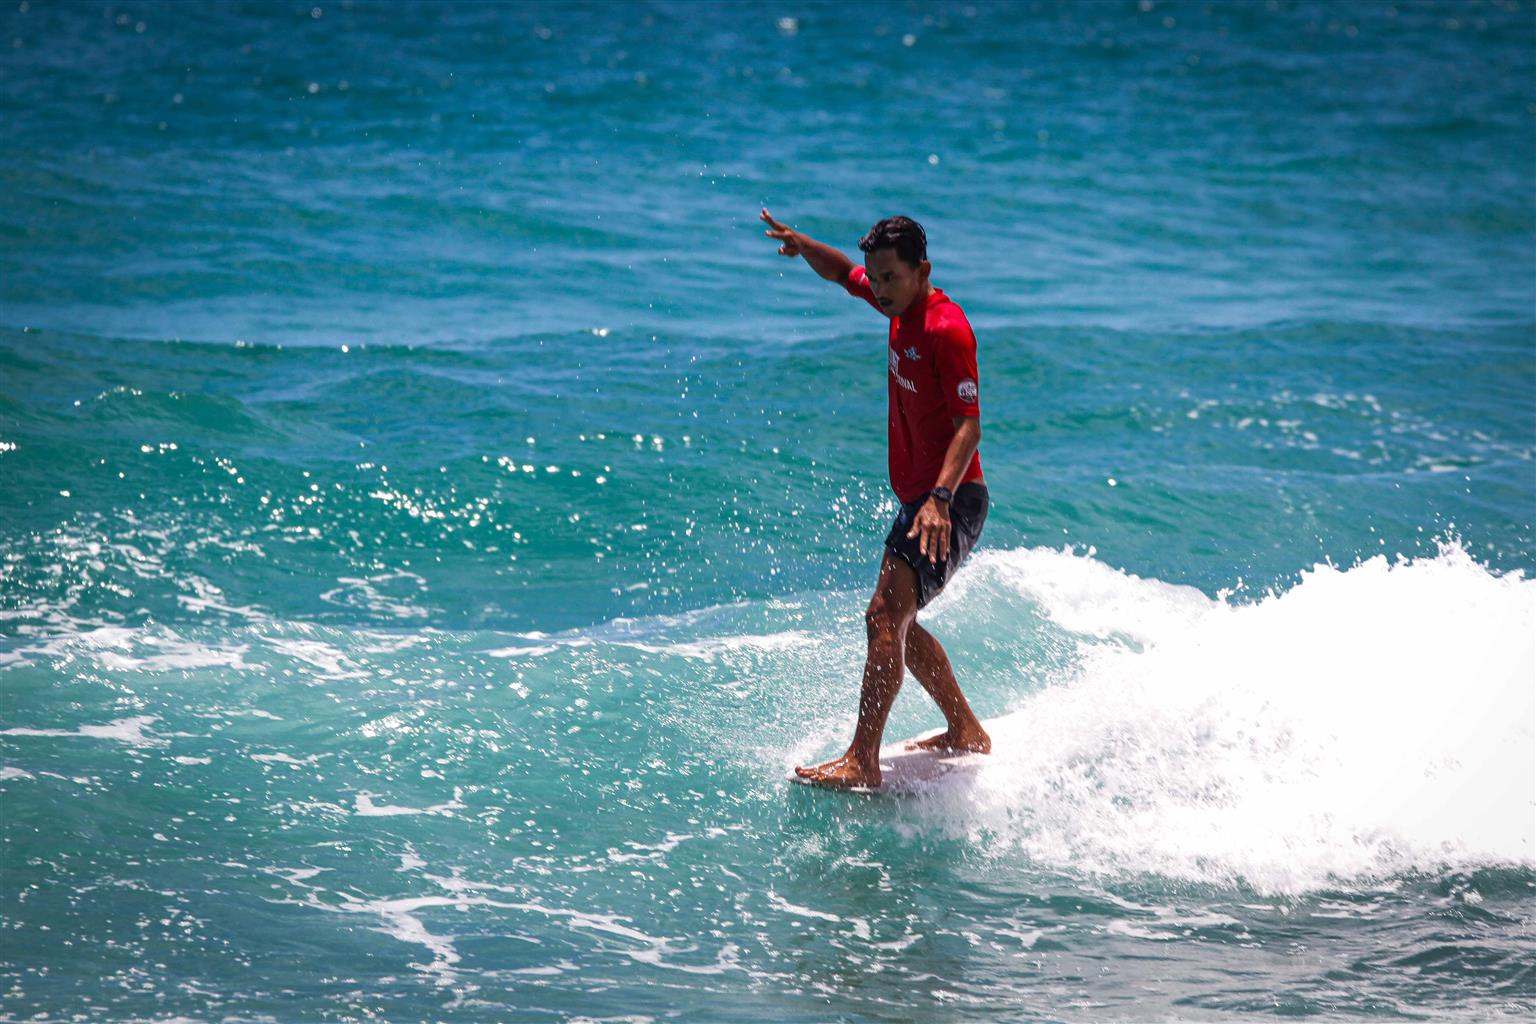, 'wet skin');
758,208,991,789
793,552,991,789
